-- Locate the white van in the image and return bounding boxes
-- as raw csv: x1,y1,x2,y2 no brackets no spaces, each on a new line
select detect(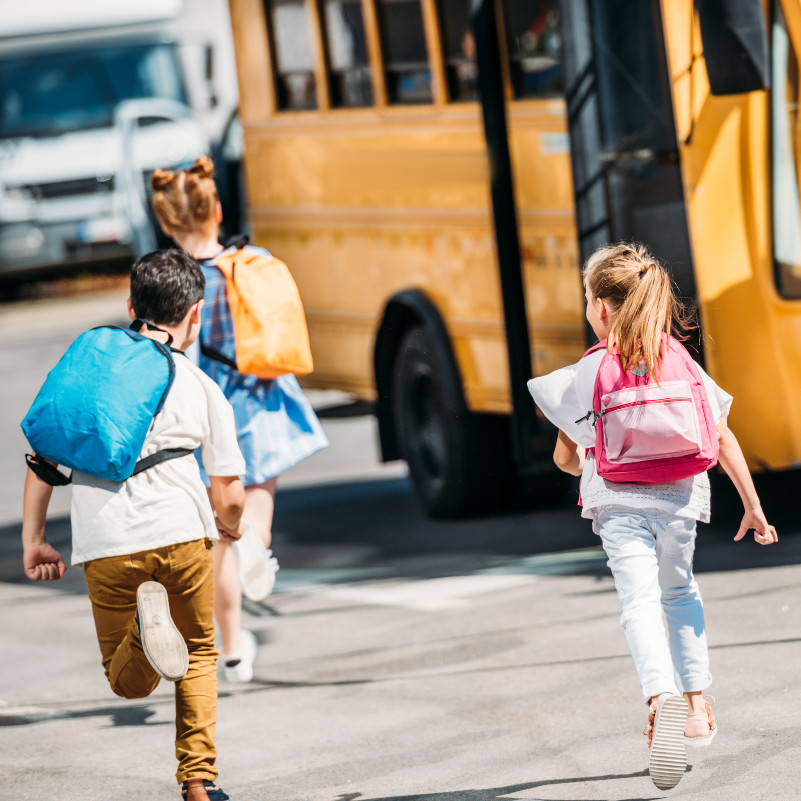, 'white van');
0,0,238,278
